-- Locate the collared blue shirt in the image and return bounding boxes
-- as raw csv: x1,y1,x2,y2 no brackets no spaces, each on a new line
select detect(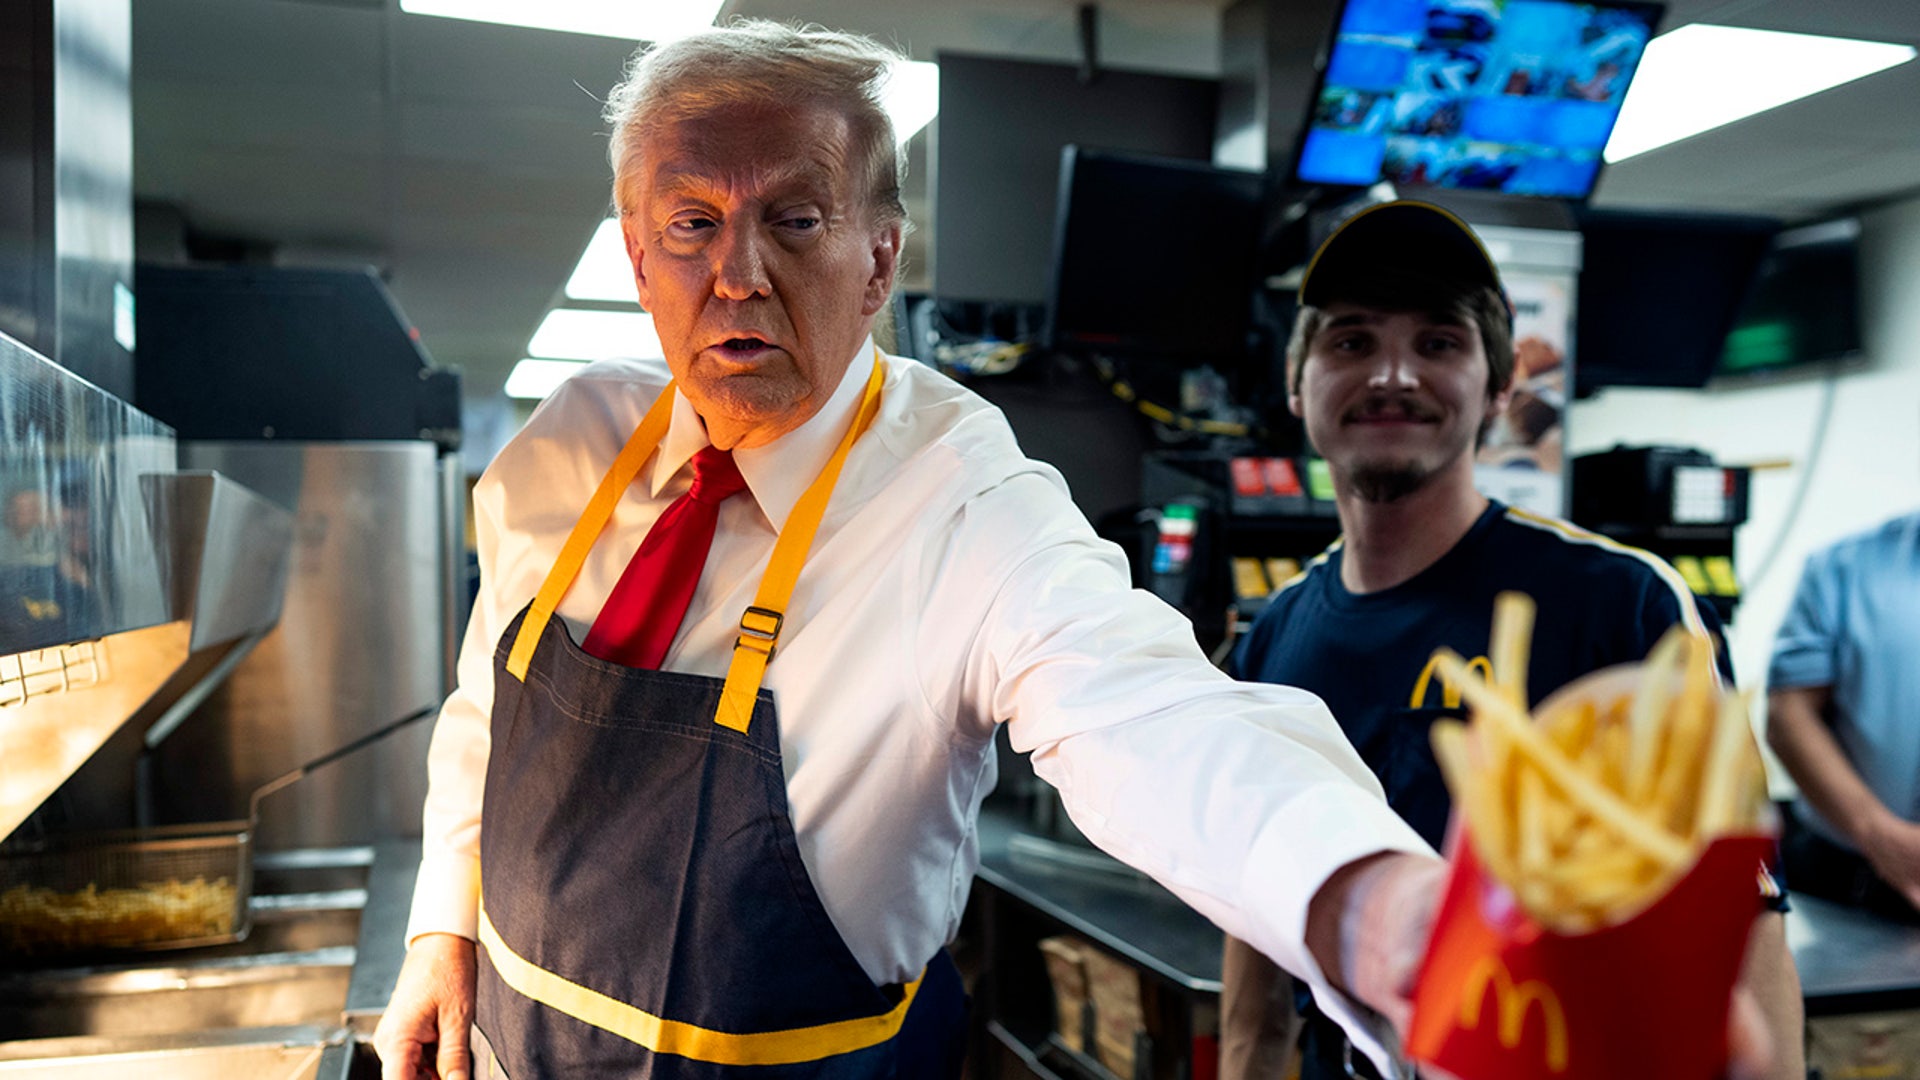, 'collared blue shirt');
1769,511,1920,847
